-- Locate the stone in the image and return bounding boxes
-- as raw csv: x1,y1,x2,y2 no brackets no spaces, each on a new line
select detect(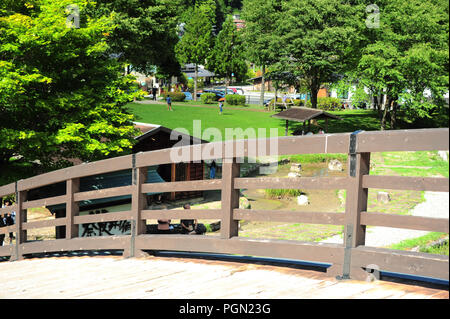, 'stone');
377,191,391,203
288,172,301,178
438,151,448,161
290,163,302,172
328,159,343,171
297,195,309,206
239,197,251,209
